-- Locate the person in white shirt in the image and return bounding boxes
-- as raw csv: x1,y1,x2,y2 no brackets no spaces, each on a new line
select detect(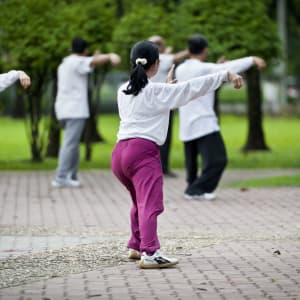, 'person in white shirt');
176,35,266,201
148,35,189,177
111,40,243,269
0,70,31,92
52,37,121,188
